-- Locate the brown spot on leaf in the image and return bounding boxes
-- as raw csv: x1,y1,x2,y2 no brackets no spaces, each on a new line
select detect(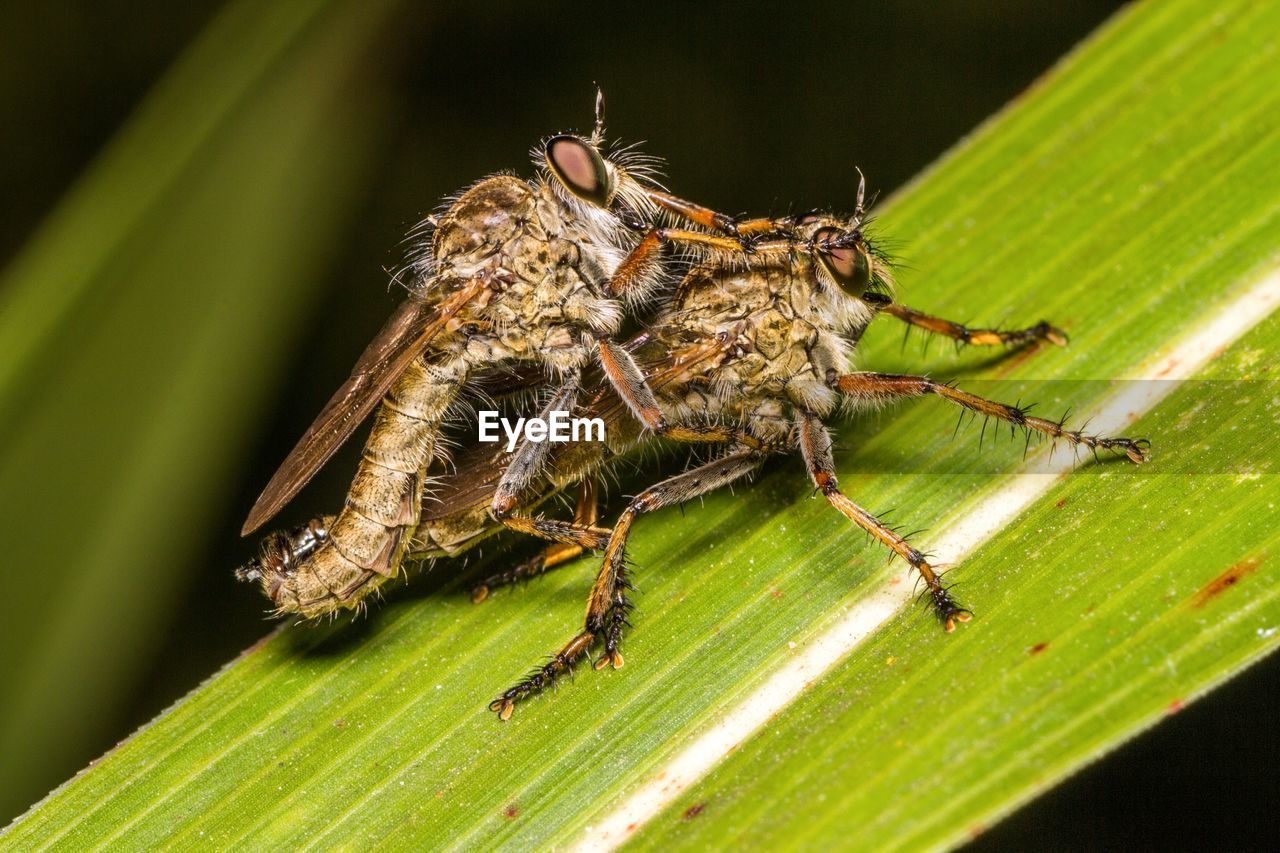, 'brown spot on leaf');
333,718,347,729
504,804,519,819
1167,698,1184,715
682,802,707,821
771,589,784,599
1028,642,1050,655
1191,557,1261,608
1054,498,1068,509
